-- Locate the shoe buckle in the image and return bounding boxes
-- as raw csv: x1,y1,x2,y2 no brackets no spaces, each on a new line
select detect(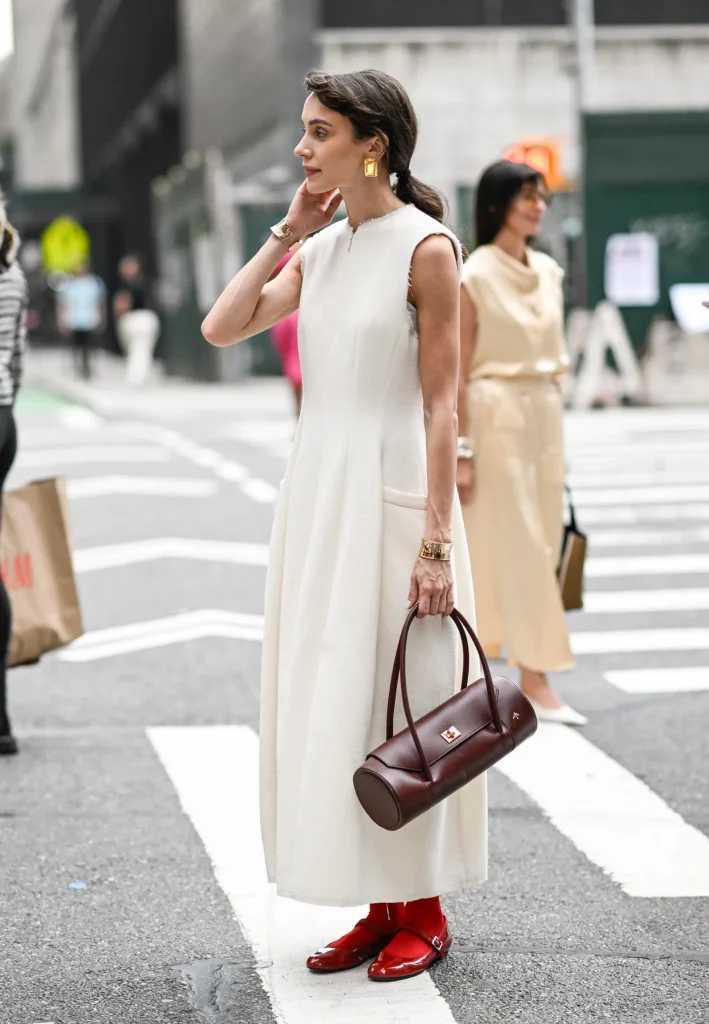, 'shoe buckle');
432,935,443,952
